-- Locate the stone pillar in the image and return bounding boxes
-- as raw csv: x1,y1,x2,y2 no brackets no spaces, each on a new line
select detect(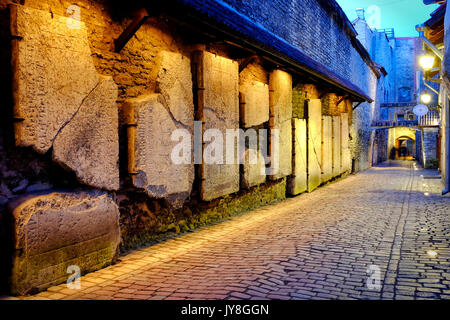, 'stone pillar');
287,118,307,195
332,115,342,177
341,113,352,173
193,51,240,201
269,70,293,180
307,99,322,192
321,116,333,183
